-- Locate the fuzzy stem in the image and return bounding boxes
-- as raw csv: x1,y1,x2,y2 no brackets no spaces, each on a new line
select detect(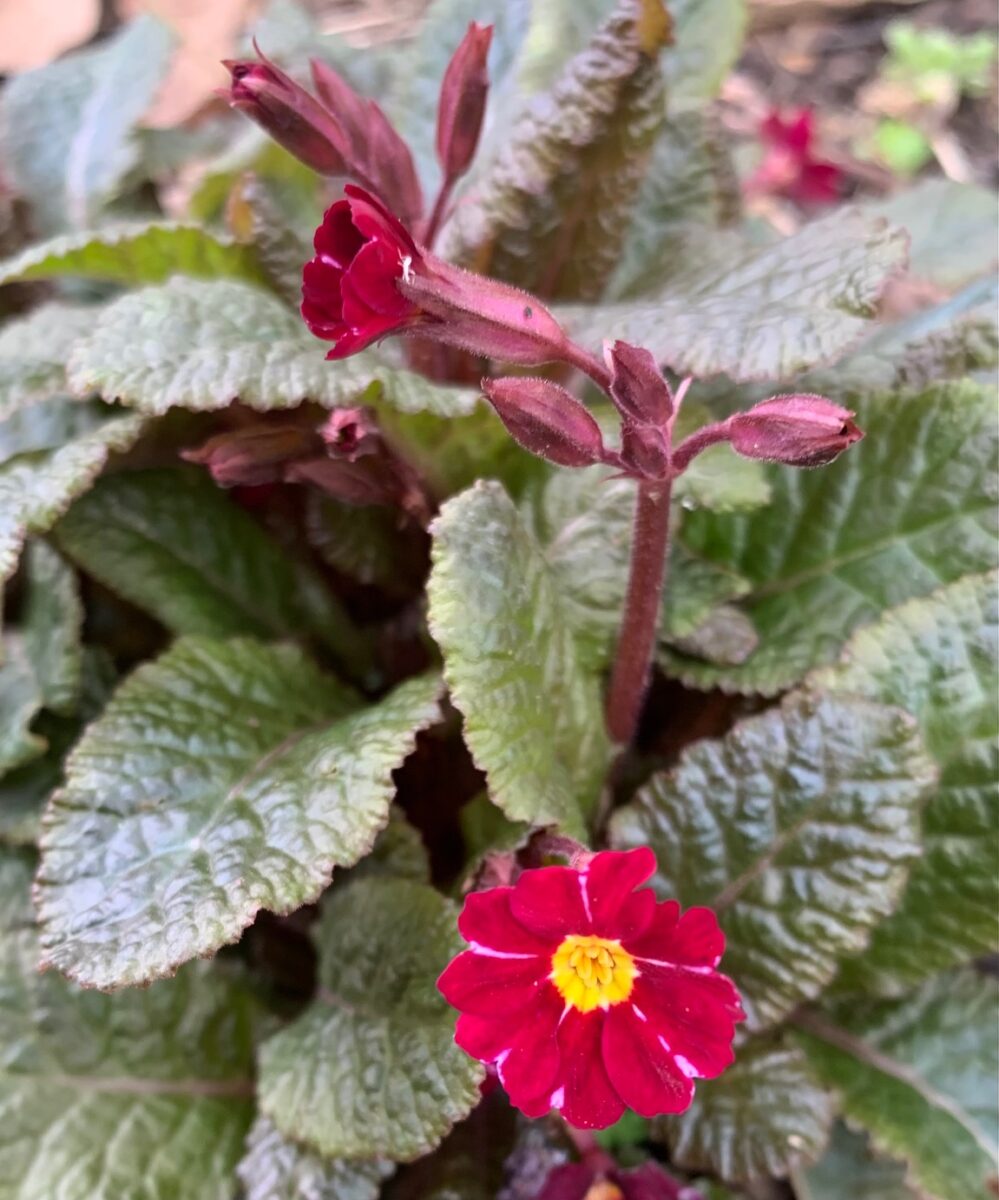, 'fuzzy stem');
423,175,456,249
560,339,613,392
671,418,731,473
605,479,672,745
